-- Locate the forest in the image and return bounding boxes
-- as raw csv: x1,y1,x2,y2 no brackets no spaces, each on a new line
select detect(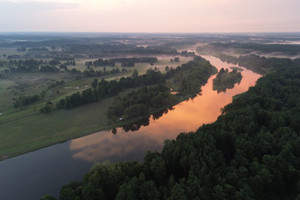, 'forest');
213,68,242,93
209,53,298,74
86,57,158,67
43,57,300,200
40,55,217,121
210,42,300,55
107,84,176,122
